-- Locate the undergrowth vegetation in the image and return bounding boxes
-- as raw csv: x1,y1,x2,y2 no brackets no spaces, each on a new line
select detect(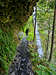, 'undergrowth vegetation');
29,43,56,75
0,28,16,75
24,16,34,41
